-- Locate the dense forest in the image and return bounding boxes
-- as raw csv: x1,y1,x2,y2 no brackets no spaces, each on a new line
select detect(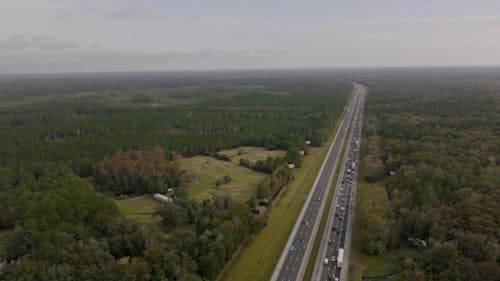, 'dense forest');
0,72,350,280
356,77,499,280
0,164,265,280
0,74,349,176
